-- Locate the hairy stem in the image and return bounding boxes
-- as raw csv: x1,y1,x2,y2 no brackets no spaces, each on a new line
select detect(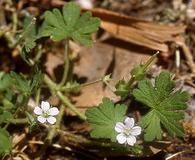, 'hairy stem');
44,74,57,90
35,88,41,105
60,39,70,86
57,91,86,120
126,77,135,90
12,11,18,33
46,104,65,142
60,78,102,92
44,74,85,120
80,79,102,87
9,118,28,124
